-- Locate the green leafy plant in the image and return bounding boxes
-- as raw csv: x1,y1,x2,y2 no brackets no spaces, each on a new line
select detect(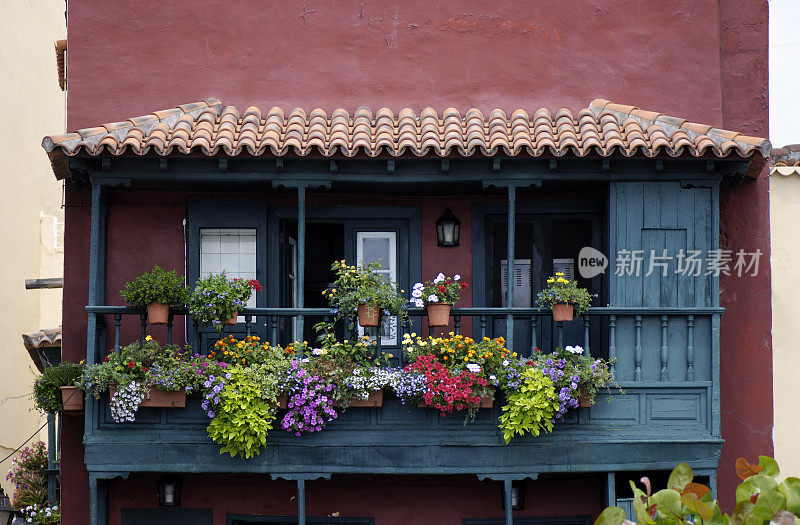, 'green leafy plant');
206,367,275,458
498,367,560,443
5,442,48,509
33,362,84,413
120,265,189,307
532,345,616,407
595,456,800,525
323,260,408,329
536,274,595,316
188,273,262,333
